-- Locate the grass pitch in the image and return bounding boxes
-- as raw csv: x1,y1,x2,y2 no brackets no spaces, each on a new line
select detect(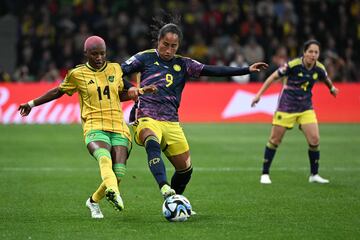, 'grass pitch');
0,124,359,240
